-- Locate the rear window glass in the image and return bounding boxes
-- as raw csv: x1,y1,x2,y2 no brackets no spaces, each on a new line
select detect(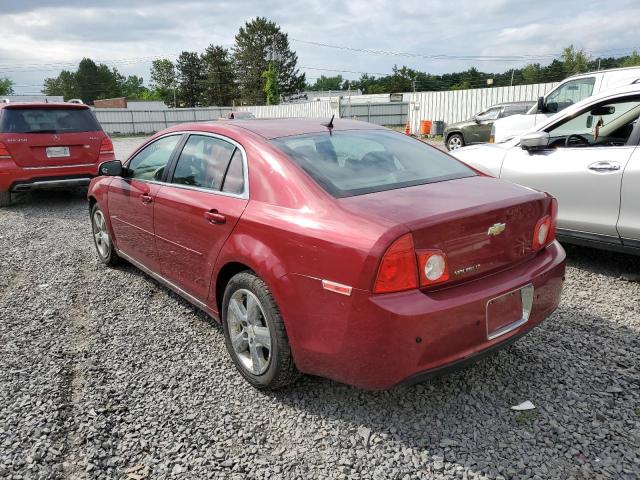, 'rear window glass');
0,108,101,134
270,130,475,197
